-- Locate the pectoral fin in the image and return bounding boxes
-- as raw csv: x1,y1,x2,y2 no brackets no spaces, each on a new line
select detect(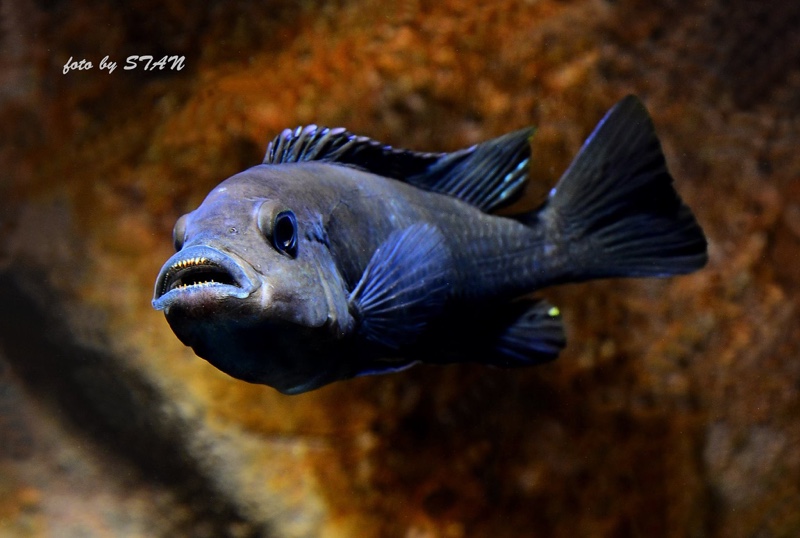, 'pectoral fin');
348,224,451,349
